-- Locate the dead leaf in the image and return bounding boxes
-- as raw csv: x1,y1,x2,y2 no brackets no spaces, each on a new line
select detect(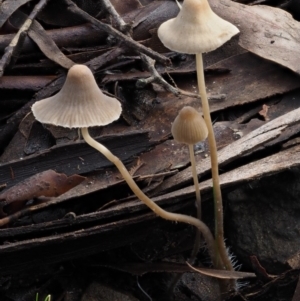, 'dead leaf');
0,170,85,216
210,0,300,74
186,262,256,279
0,0,32,28
9,10,74,69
